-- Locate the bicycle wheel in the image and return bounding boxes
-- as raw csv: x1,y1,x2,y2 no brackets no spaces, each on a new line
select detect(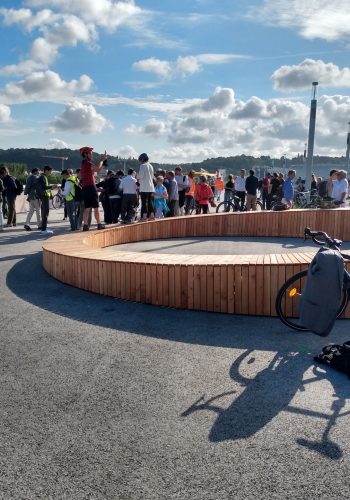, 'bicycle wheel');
216,201,236,213
256,200,263,211
275,270,348,331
